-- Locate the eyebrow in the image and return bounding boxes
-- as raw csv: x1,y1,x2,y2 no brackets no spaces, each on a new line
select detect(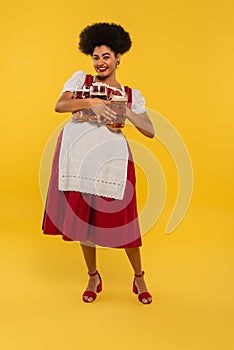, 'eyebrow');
93,52,111,57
